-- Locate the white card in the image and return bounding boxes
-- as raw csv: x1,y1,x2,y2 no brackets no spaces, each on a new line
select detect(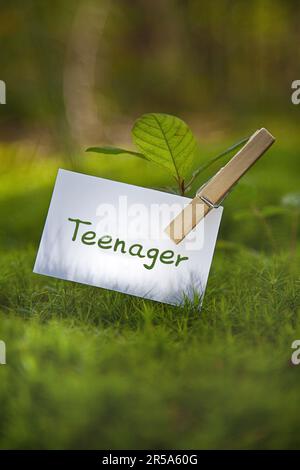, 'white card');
34,169,223,306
